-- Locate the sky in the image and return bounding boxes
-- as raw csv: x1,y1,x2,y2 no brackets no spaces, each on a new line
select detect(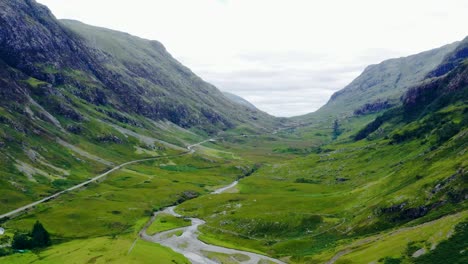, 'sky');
38,0,468,117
